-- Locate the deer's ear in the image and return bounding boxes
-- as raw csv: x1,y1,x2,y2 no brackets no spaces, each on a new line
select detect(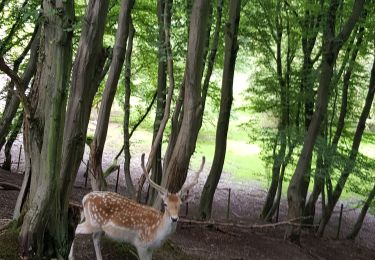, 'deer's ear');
159,191,167,200
180,192,194,203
